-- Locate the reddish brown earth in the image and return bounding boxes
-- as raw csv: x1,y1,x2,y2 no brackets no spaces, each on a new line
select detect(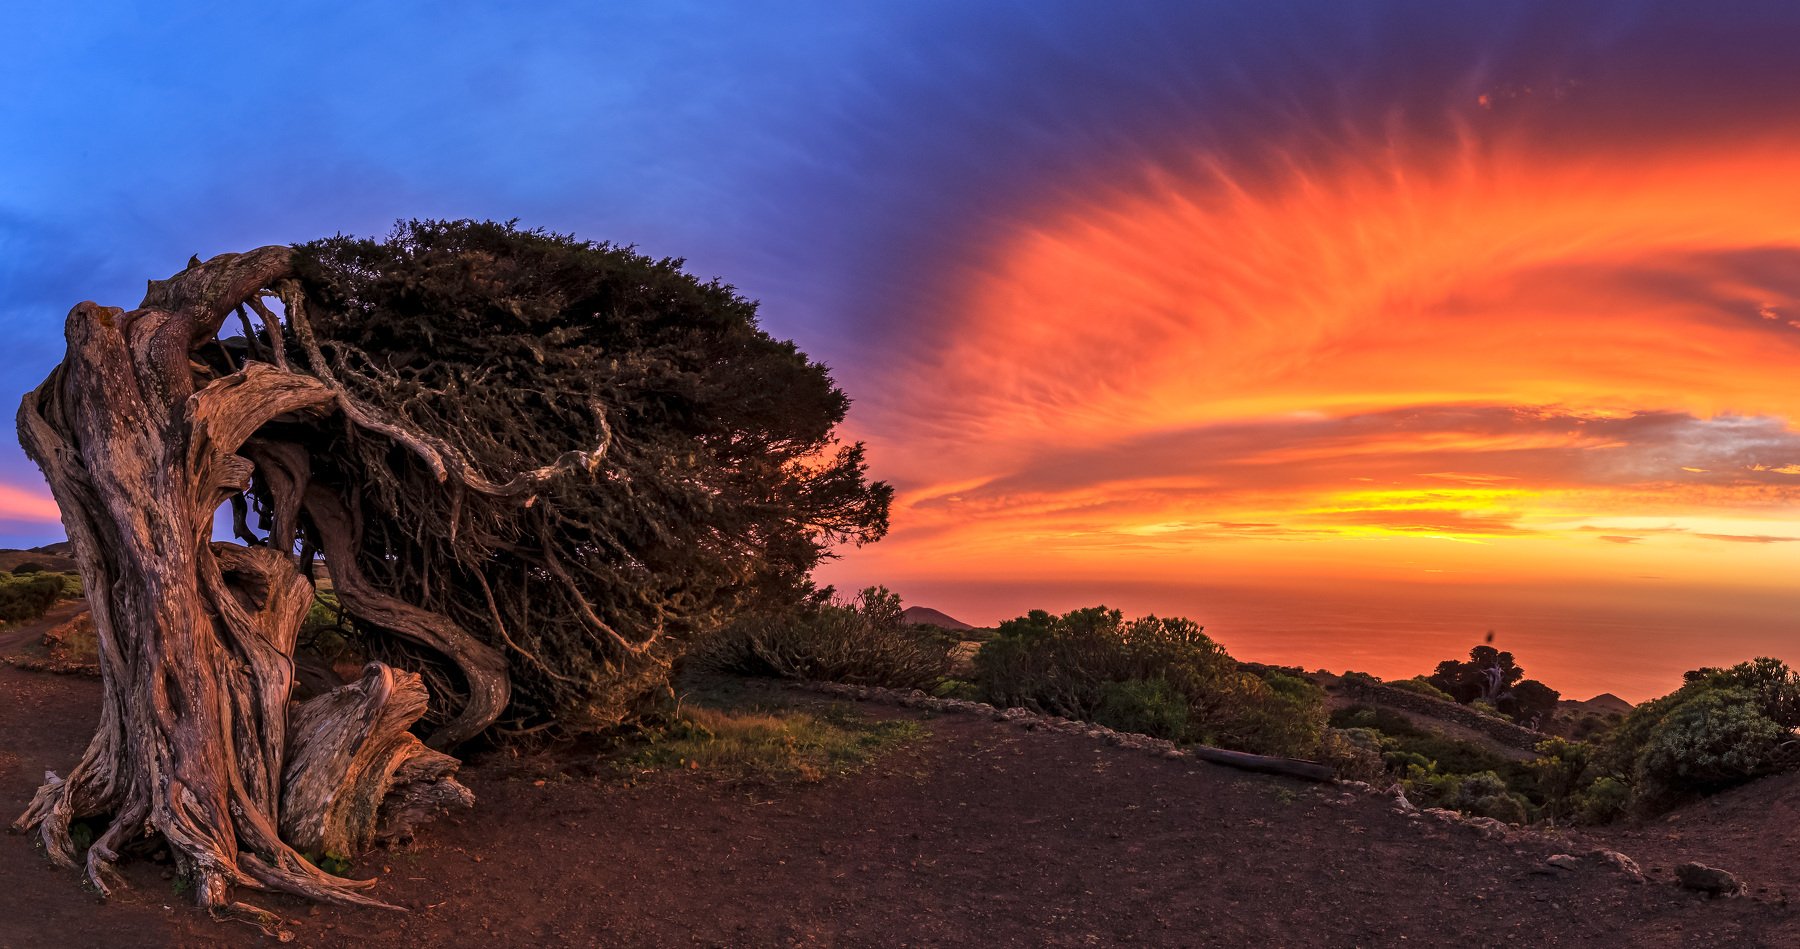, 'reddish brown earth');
1581,769,1800,903
0,600,87,656
2,668,1797,948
